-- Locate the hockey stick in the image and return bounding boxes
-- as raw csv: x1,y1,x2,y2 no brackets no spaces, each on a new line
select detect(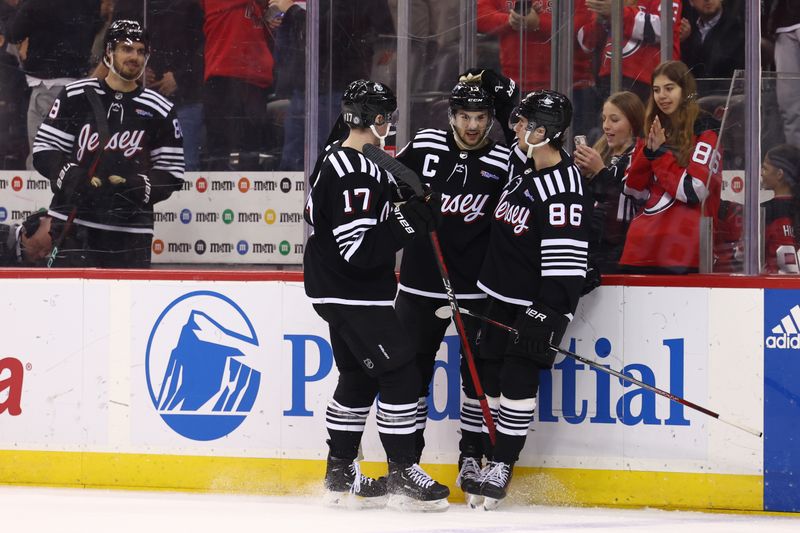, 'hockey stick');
47,87,111,268
362,143,497,444
435,305,763,438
